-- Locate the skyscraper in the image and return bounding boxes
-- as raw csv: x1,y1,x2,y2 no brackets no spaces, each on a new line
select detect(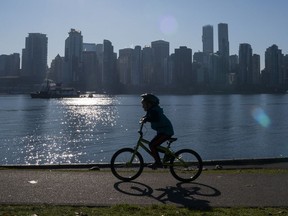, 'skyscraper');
142,46,153,85
22,33,48,84
102,39,117,92
0,53,20,77
173,46,192,89
264,44,284,90
218,23,229,58
64,28,83,87
151,40,169,85
238,43,253,87
131,46,142,86
252,54,261,85
218,23,230,87
202,25,213,54
49,54,64,84
118,48,133,85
